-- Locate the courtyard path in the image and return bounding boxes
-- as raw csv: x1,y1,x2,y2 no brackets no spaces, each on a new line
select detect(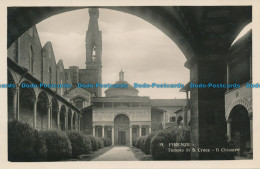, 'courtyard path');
92,146,138,161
